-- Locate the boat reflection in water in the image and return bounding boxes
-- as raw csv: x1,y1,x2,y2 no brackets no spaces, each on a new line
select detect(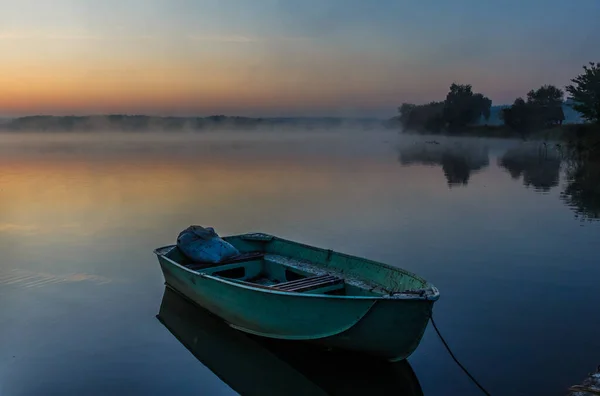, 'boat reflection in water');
156,287,424,396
